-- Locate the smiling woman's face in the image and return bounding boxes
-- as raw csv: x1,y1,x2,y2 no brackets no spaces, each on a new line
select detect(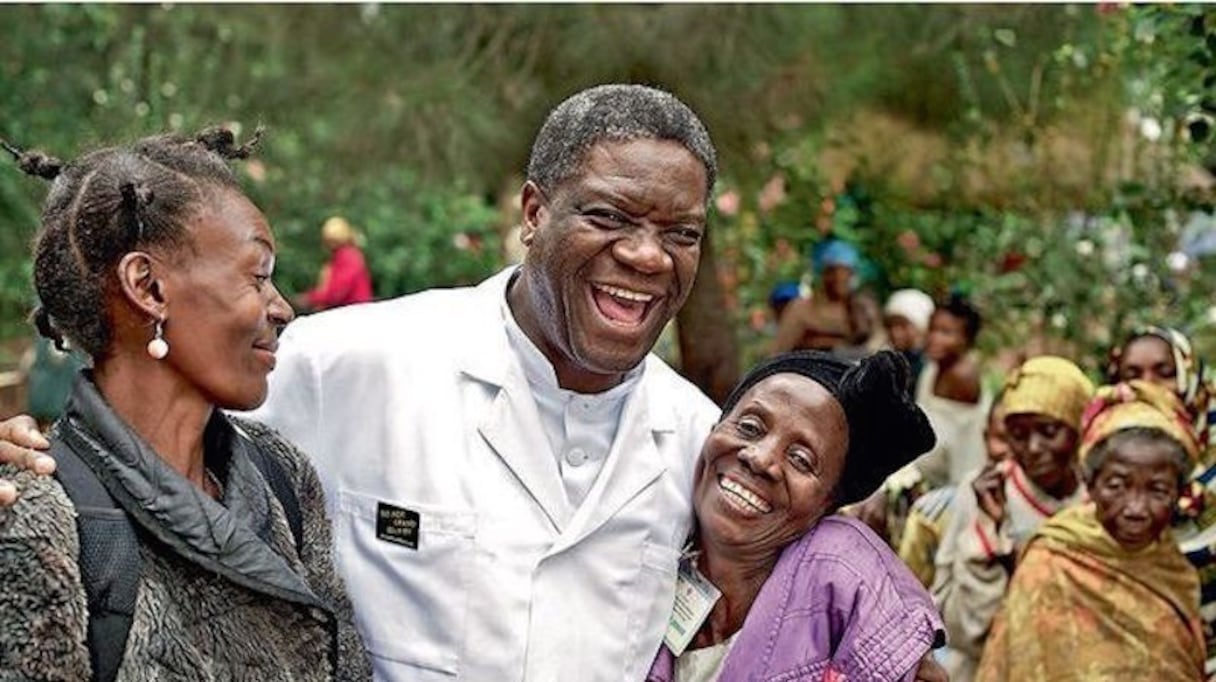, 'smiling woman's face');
155,188,294,411
693,374,849,560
